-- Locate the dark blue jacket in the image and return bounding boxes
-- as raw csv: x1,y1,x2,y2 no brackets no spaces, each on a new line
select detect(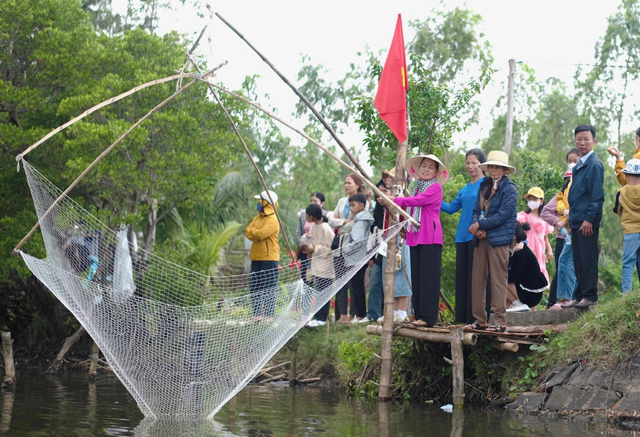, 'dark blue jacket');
471,176,518,247
567,152,604,229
